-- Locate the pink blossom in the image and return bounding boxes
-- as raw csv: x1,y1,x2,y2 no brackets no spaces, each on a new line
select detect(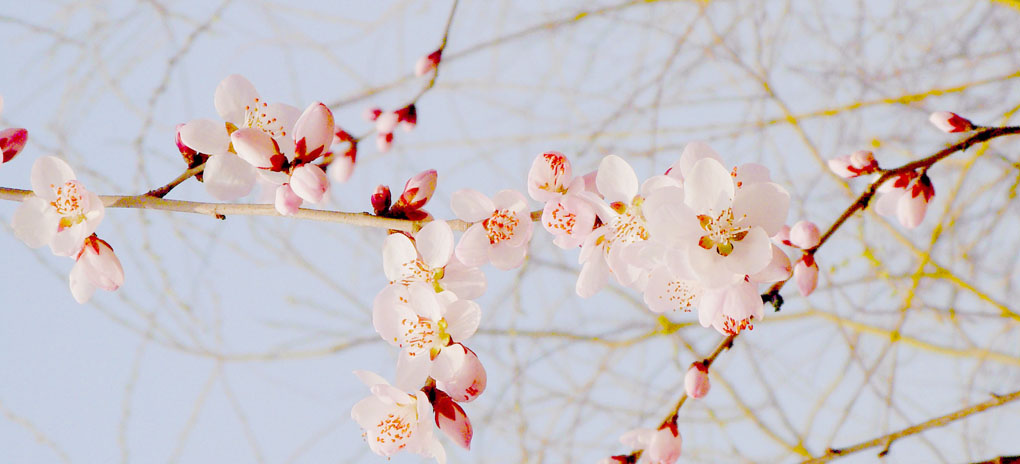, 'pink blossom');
69,235,124,304
232,102,336,209
929,111,973,133
372,283,482,388
328,129,357,183
541,193,597,249
415,49,443,77
350,370,446,463
828,150,879,178
0,127,28,164
12,156,105,256
451,189,534,270
327,153,356,184
288,164,329,204
620,425,682,464
179,74,301,200
789,220,821,249
376,111,399,134
381,220,486,299
435,343,487,403
793,255,819,297
392,169,438,214
527,151,575,202
684,362,710,399
697,278,764,335
274,184,302,215
431,389,472,450
875,172,935,229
